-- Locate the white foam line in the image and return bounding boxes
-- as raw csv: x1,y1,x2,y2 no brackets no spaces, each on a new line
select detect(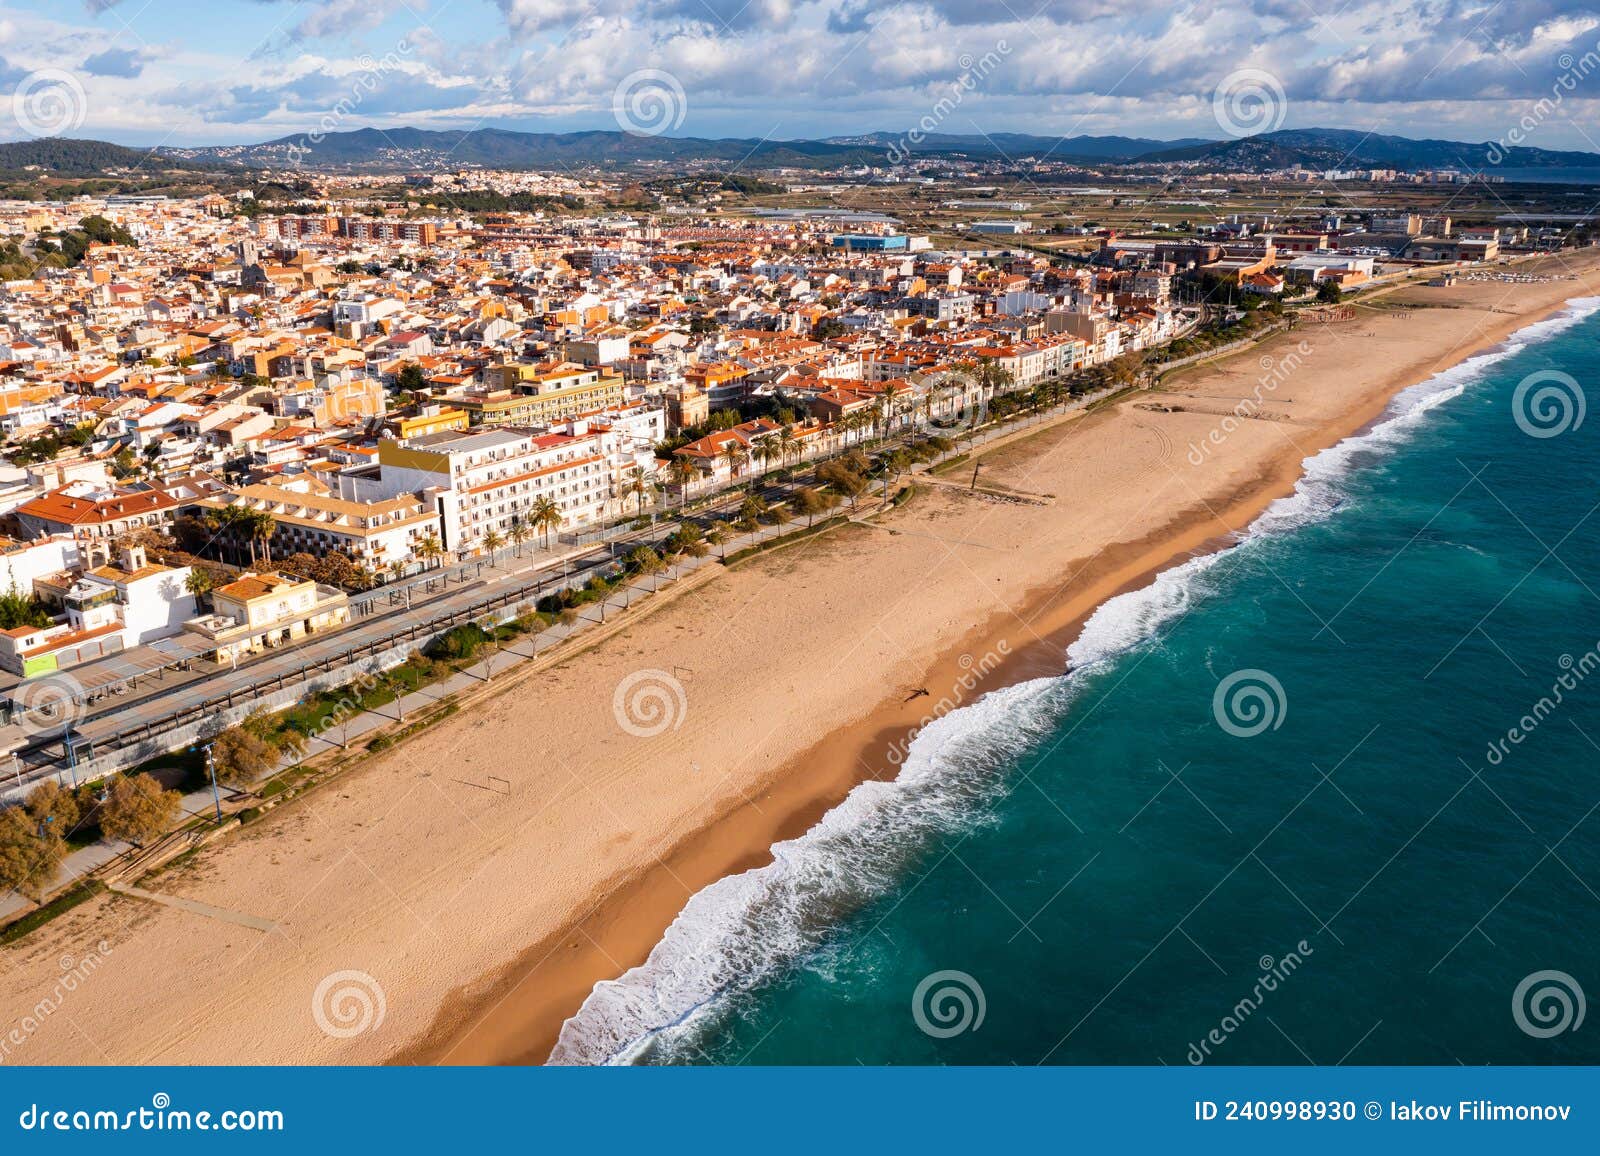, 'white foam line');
549,295,1600,1066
